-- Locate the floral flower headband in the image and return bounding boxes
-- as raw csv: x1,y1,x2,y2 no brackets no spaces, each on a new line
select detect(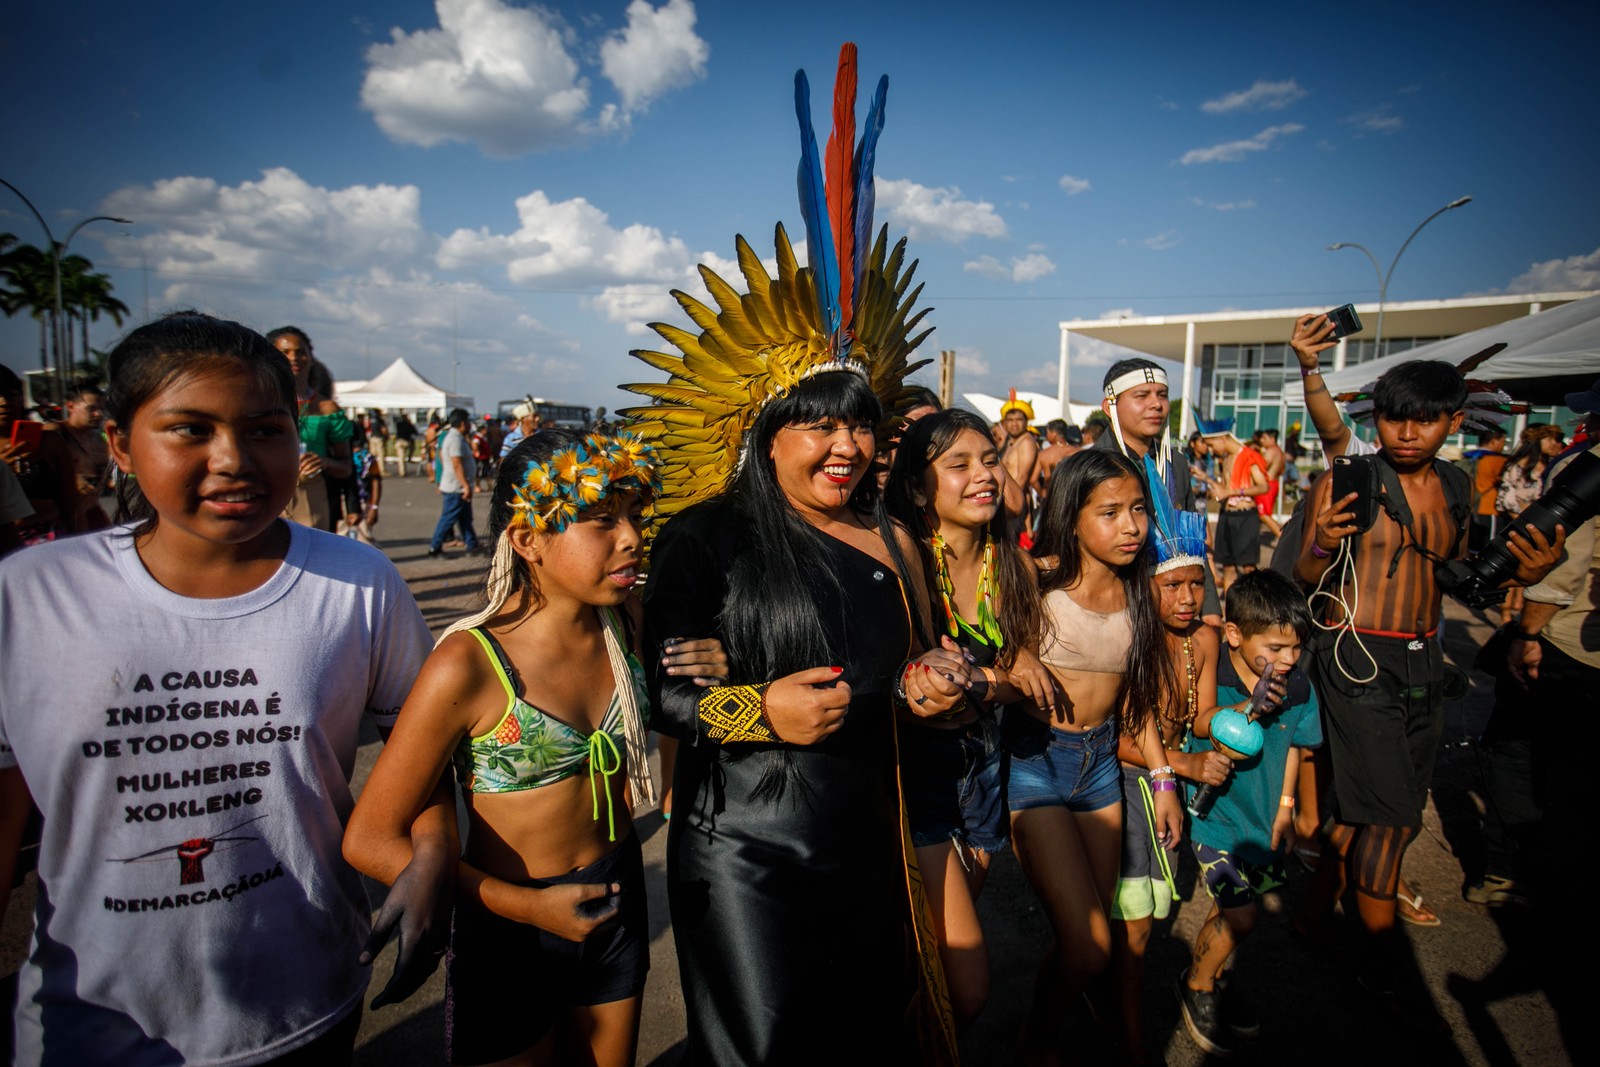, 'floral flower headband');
509,431,663,534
